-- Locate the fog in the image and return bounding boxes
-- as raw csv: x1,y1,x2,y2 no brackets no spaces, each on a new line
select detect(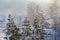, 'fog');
0,0,55,17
